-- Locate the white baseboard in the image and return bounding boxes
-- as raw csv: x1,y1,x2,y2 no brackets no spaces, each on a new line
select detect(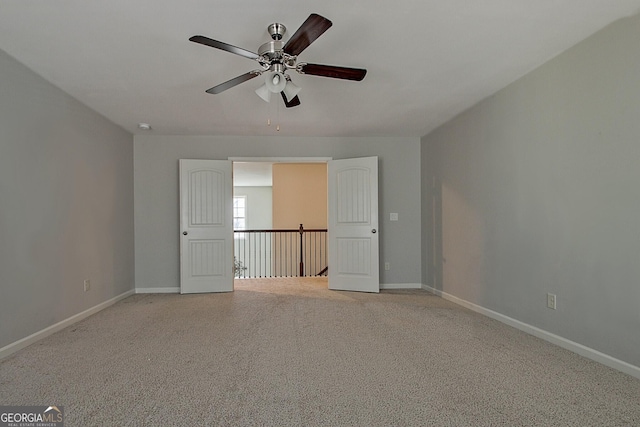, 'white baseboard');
380,283,423,290
135,287,180,294
422,284,640,380
138,284,423,292
0,289,135,360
